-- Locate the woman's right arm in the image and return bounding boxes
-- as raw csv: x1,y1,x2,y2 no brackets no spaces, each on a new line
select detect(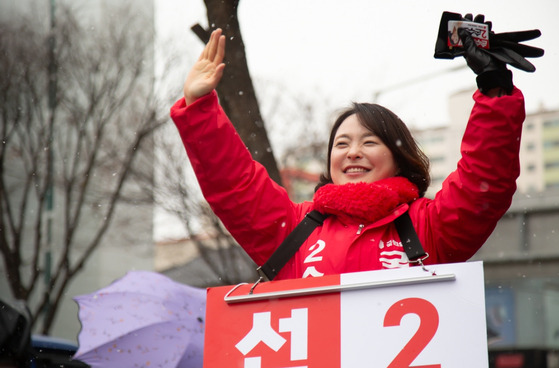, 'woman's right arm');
170,30,302,266
182,28,226,105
